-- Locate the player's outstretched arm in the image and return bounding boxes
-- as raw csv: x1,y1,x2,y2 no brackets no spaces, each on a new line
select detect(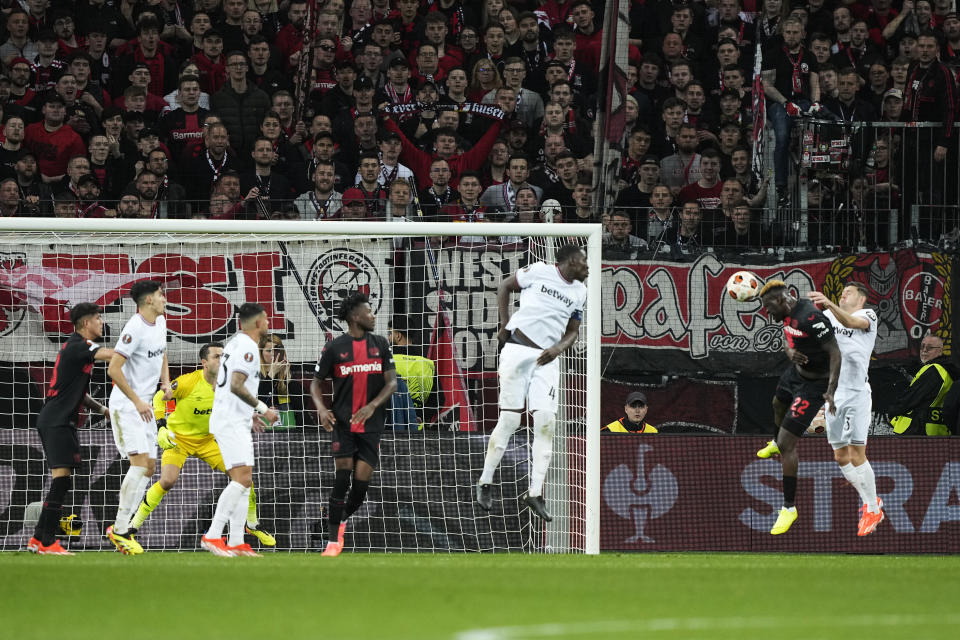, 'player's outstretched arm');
823,339,842,415
94,347,116,362
496,273,522,347
108,353,153,421
537,317,581,366
310,378,335,432
807,292,869,329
